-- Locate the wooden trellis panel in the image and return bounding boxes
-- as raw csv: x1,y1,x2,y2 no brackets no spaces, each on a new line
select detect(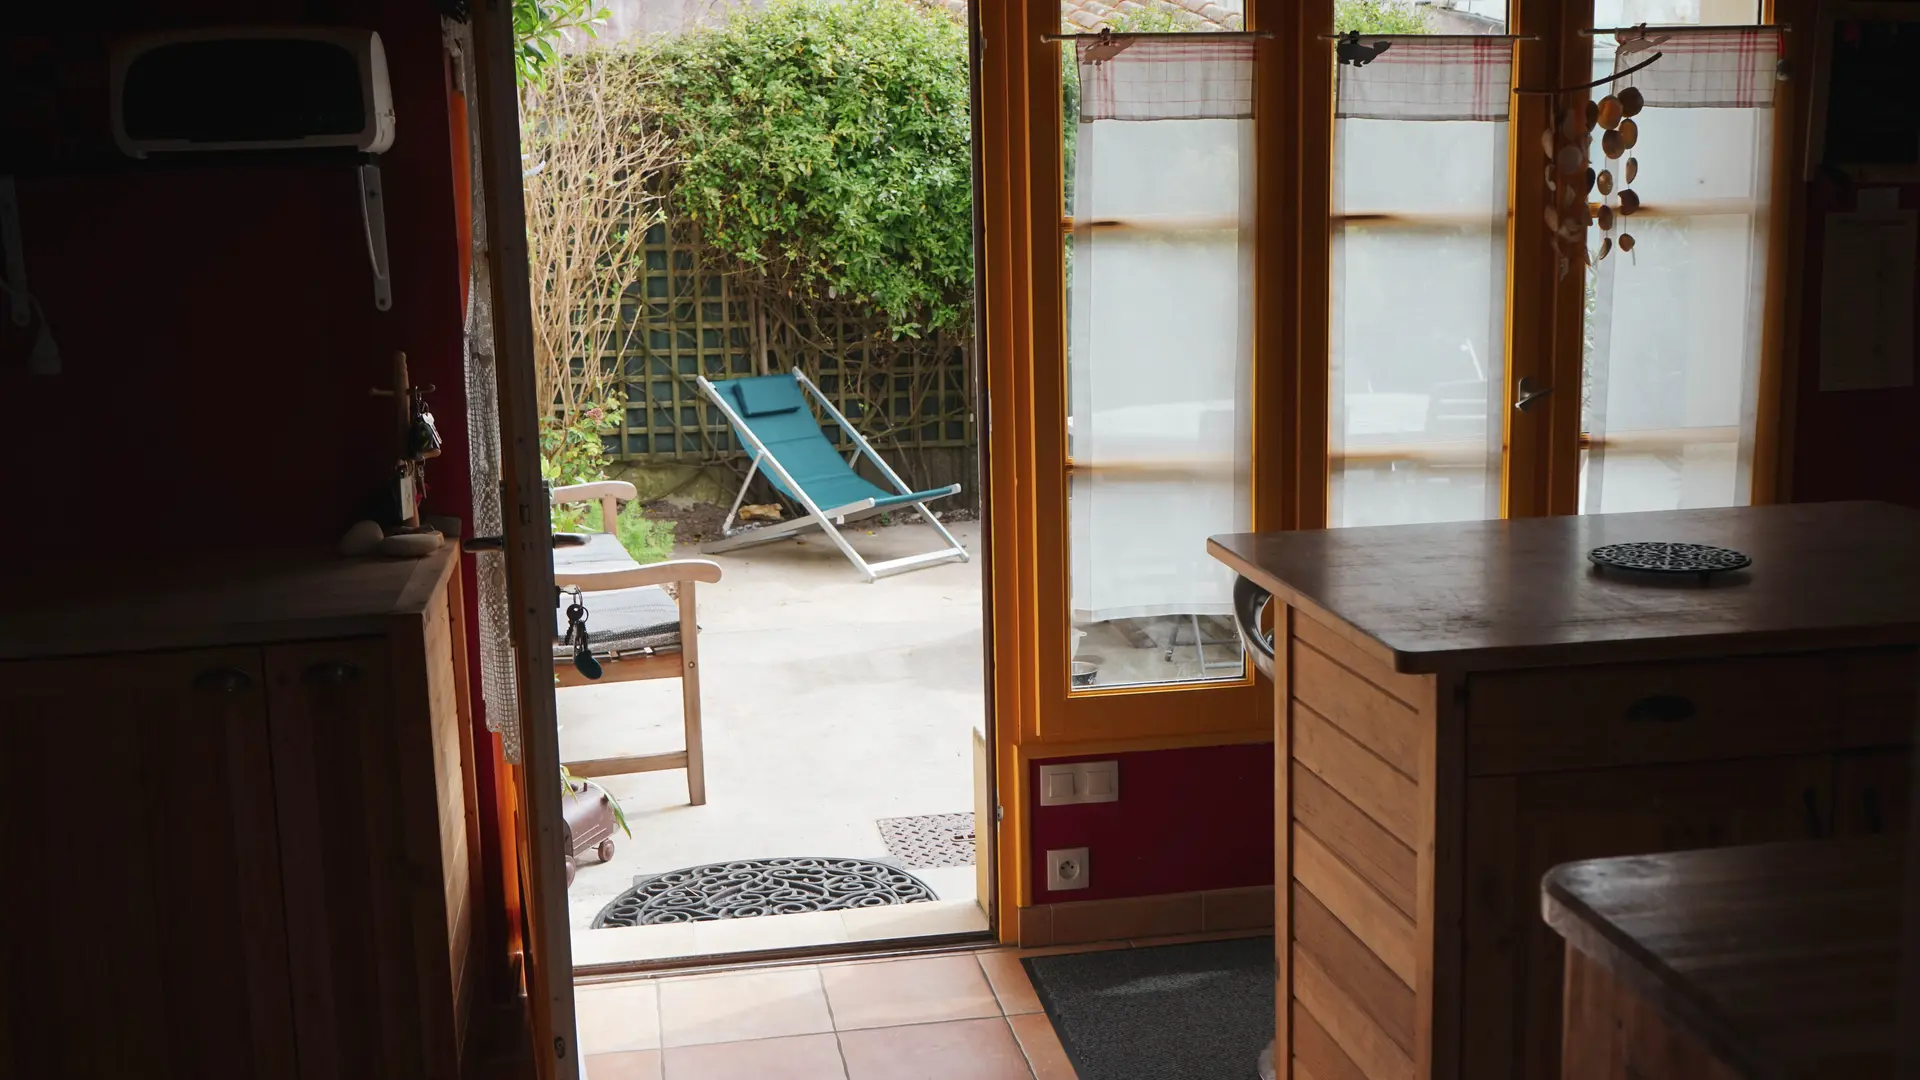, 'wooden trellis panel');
597,220,974,465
